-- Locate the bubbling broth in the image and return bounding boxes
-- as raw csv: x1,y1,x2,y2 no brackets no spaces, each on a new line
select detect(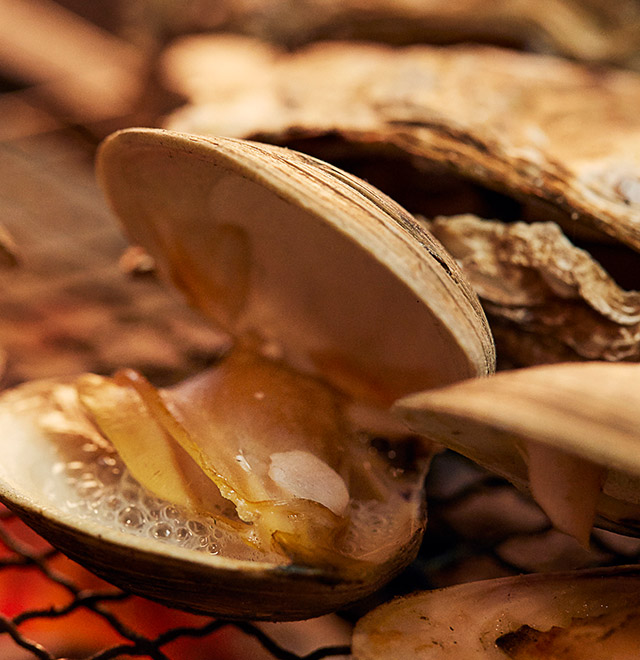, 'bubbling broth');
32,348,427,570
50,440,274,562
49,438,415,564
